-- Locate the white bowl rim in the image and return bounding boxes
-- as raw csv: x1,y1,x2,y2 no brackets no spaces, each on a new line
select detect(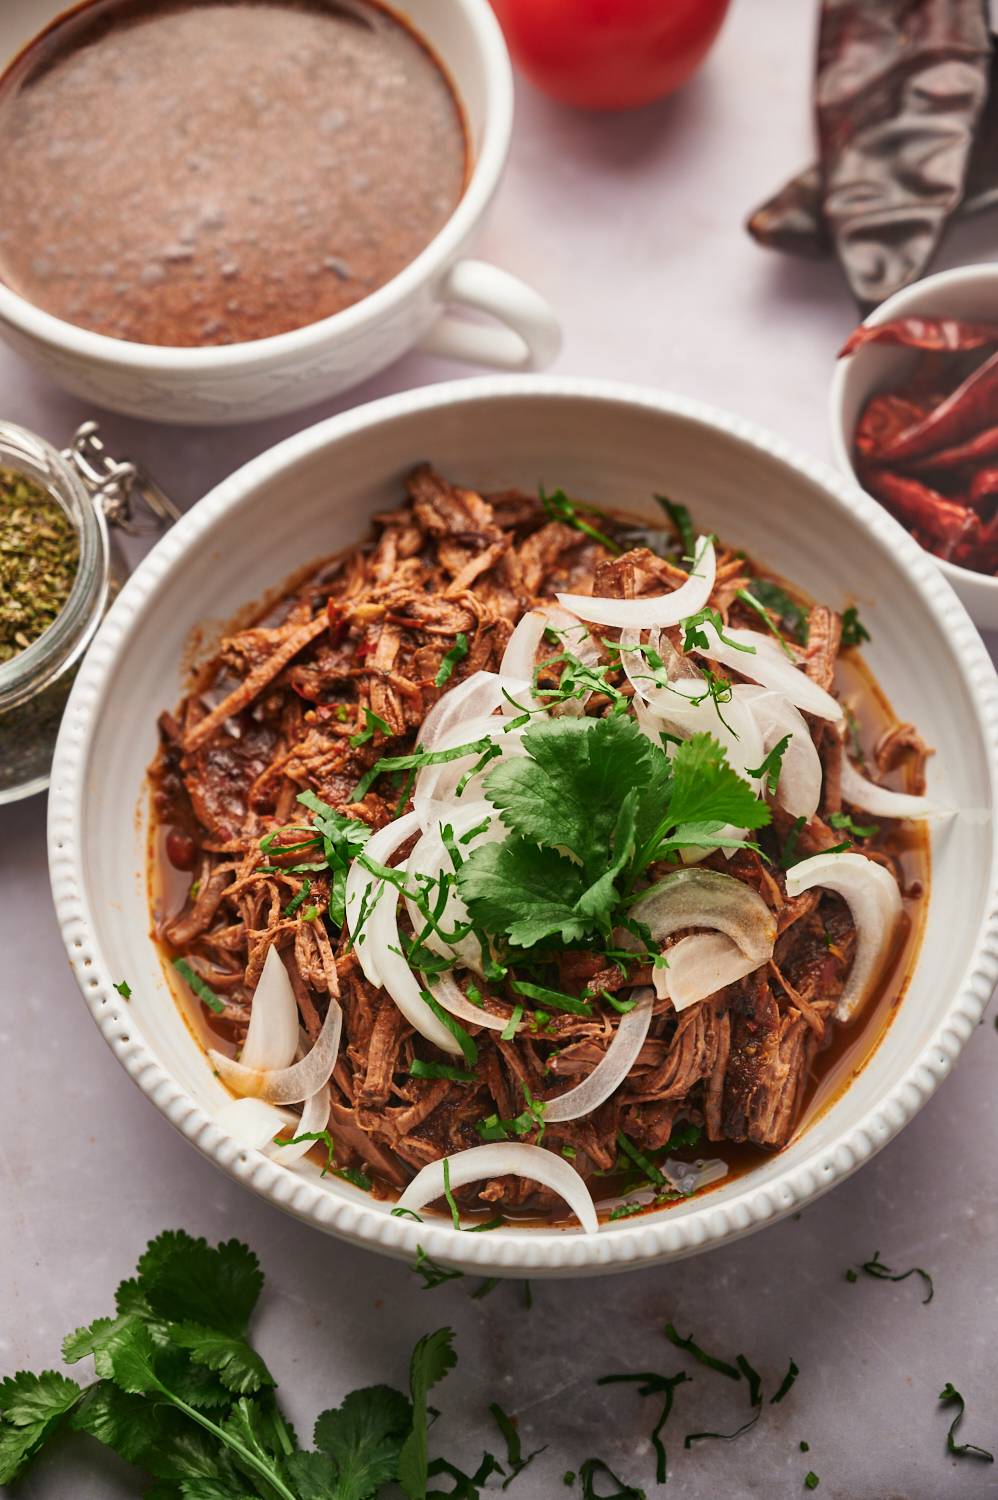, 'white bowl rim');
0,0,512,371
829,261,998,602
48,373,998,1275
